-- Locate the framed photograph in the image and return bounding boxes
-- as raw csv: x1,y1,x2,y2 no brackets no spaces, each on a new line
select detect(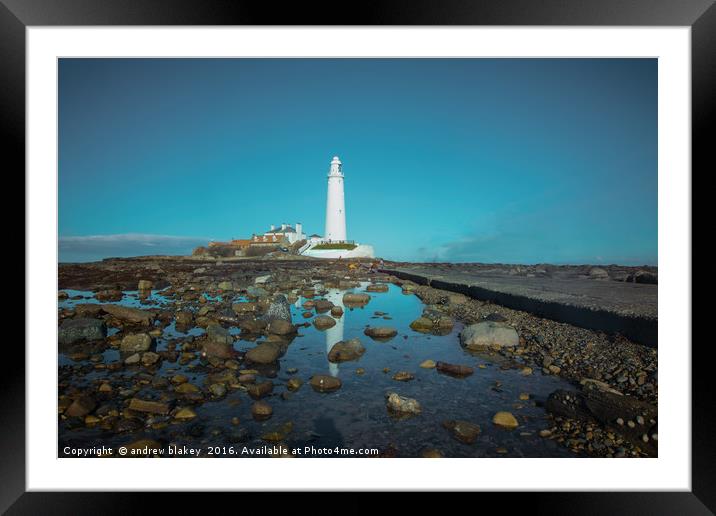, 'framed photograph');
8,0,709,511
